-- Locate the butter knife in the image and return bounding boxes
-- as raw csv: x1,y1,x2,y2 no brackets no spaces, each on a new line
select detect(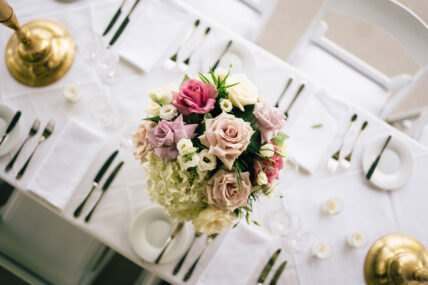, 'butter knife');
109,0,141,46
211,40,232,71
103,0,127,36
366,135,391,180
0,110,21,147
155,222,185,264
74,150,119,218
84,161,124,222
257,249,281,285
269,260,287,285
